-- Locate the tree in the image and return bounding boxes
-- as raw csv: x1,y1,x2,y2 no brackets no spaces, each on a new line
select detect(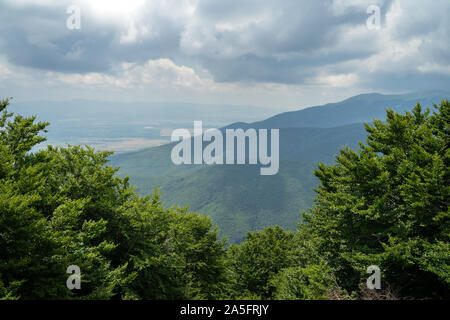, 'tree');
300,100,449,299
227,226,294,299
0,98,228,299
